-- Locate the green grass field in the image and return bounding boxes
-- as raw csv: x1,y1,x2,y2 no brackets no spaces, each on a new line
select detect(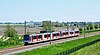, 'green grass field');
70,42,100,55
15,34,100,55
